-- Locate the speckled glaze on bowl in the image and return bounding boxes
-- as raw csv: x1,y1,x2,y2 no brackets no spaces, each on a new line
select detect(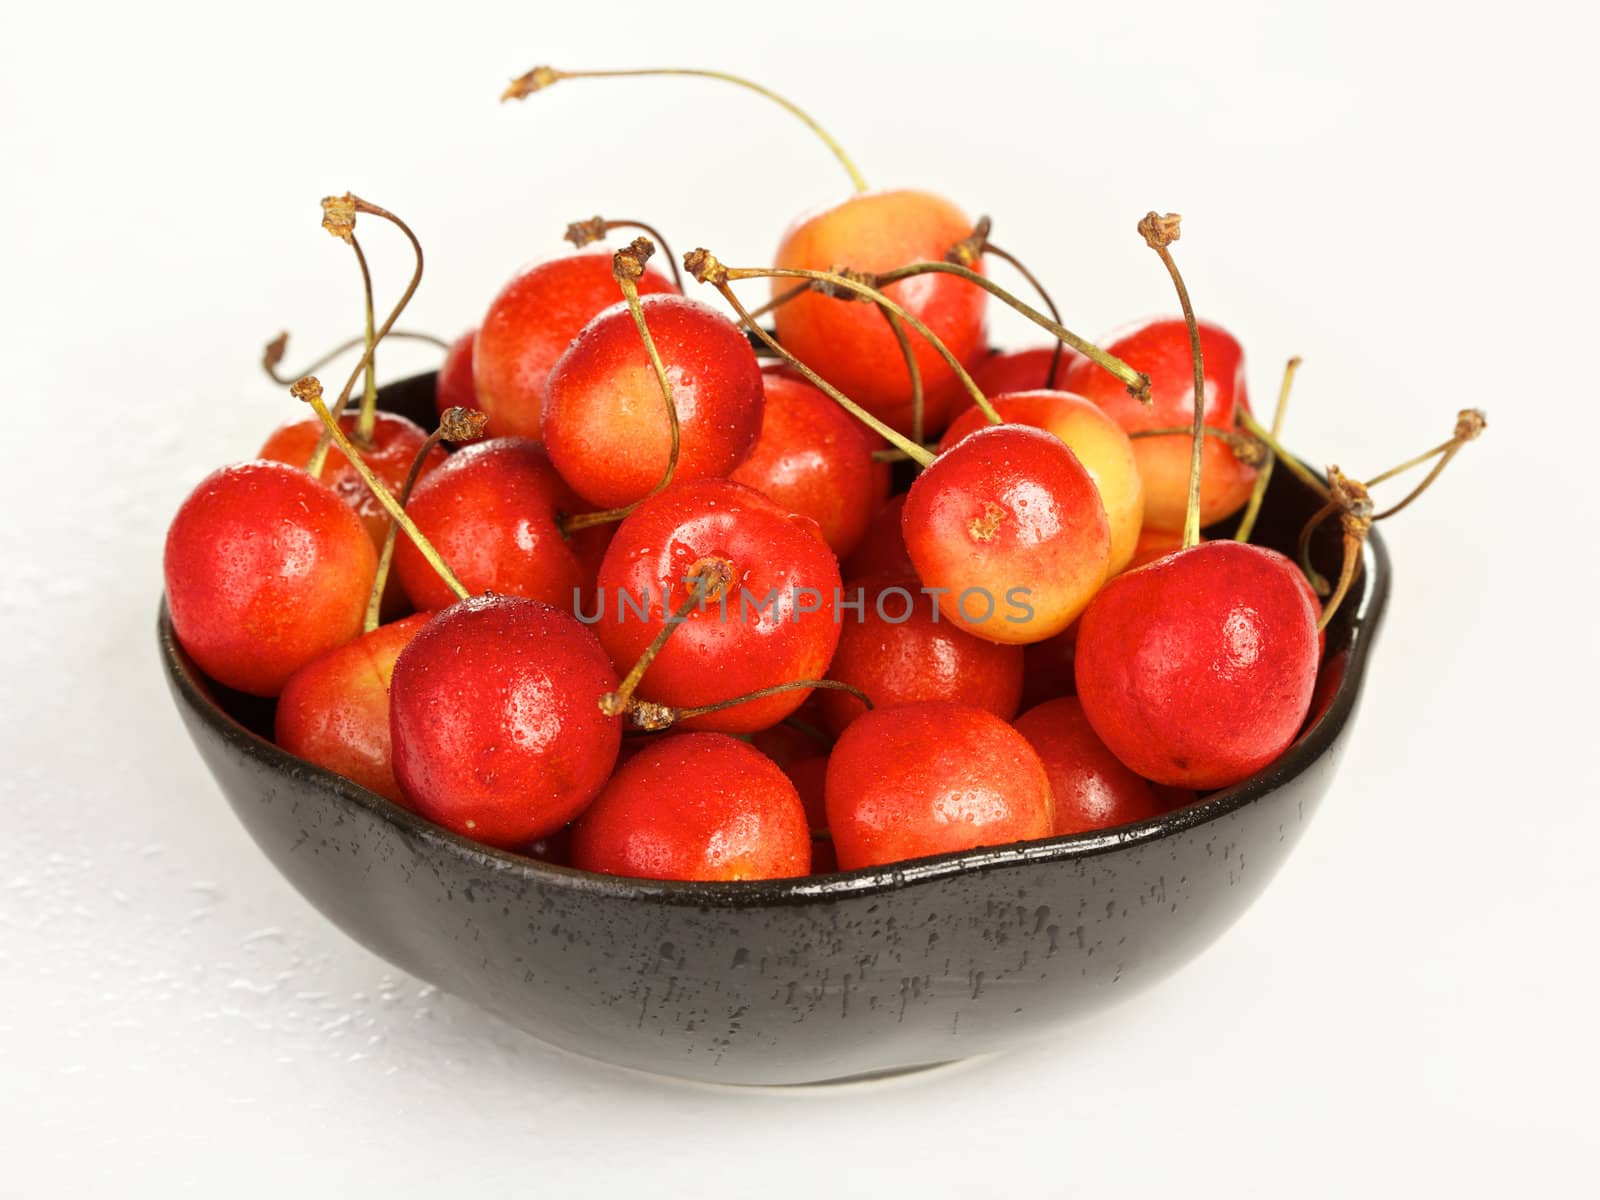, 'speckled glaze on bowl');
160,372,1388,1085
